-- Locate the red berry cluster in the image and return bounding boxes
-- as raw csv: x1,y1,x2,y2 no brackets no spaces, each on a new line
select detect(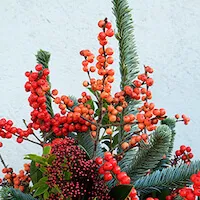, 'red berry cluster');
0,164,30,192
178,171,200,200
173,145,193,166
45,138,112,200
95,152,137,200
25,64,52,132
165,189,180,200
175,114,190,125
124,66,166,133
